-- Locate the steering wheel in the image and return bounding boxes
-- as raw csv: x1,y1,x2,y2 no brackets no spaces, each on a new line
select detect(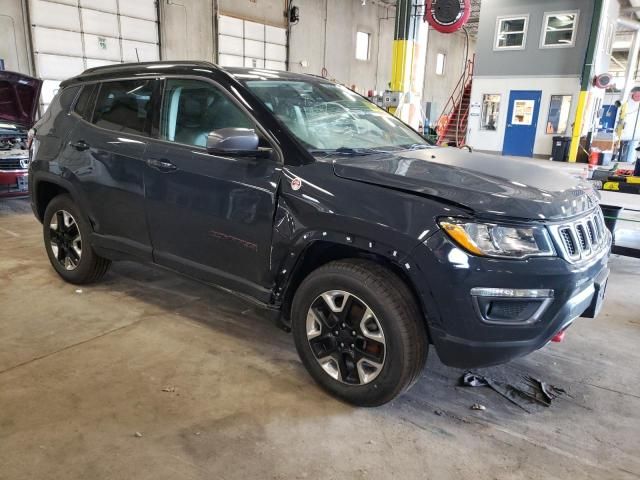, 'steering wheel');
314,101,362,138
